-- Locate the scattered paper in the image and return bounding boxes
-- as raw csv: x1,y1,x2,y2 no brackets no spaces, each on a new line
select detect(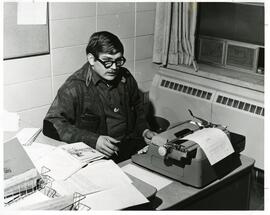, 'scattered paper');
17,2,47,25
184,128,234,165
16,128,42,146
81,183,149,210
77,160,132,189
122,164,173,190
